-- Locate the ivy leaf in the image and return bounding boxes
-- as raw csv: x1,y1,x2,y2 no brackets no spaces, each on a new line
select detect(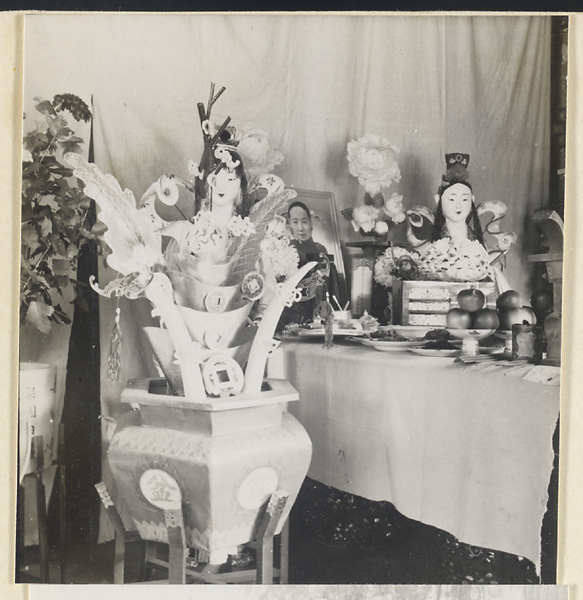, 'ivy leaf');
34,98,57,118
50,234,67,257
38,195,60,212
23,131,50,153
66,242,78,259
341,208,354,222
363,193,374,206
28,270,51,291
52,258,74,277
22,226,41,255
371,193,385,209
56,275,72,290
51,305,72,325
25,300,54,334
59,136,84,155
